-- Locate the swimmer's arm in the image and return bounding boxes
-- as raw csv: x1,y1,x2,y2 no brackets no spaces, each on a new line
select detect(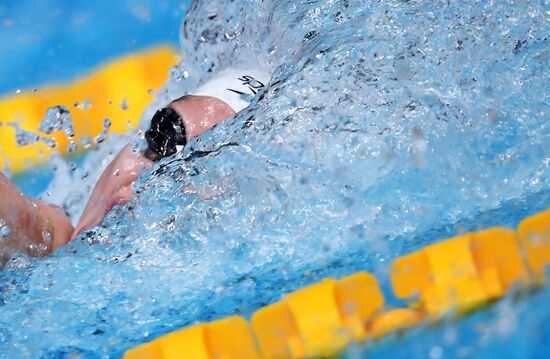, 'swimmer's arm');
0,174,73,260
73,145,154,236
74,95,235,235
